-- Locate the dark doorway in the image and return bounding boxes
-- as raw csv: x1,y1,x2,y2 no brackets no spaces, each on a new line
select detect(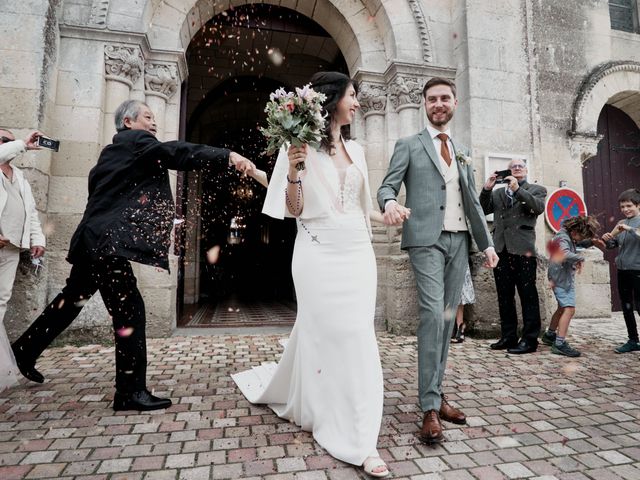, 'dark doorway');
177,4,347,326
582,104,640,310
